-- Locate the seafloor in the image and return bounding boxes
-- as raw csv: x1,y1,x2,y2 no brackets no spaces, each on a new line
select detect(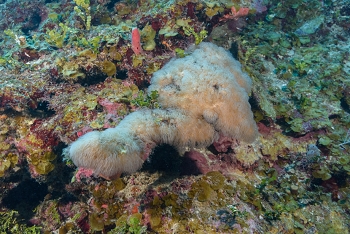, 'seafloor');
0,0,349,233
